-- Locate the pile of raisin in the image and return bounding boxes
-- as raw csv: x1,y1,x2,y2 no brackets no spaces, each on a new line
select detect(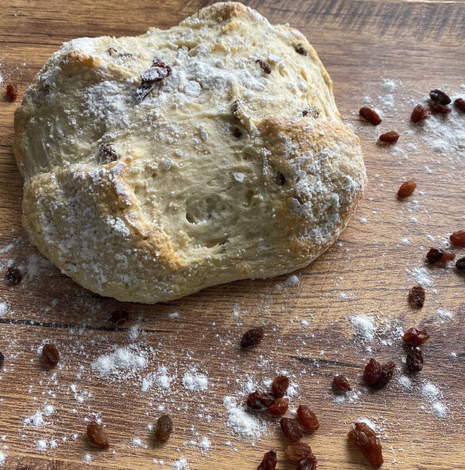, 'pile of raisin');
348,422,383,467
247,375,291,415
426,247,455,264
